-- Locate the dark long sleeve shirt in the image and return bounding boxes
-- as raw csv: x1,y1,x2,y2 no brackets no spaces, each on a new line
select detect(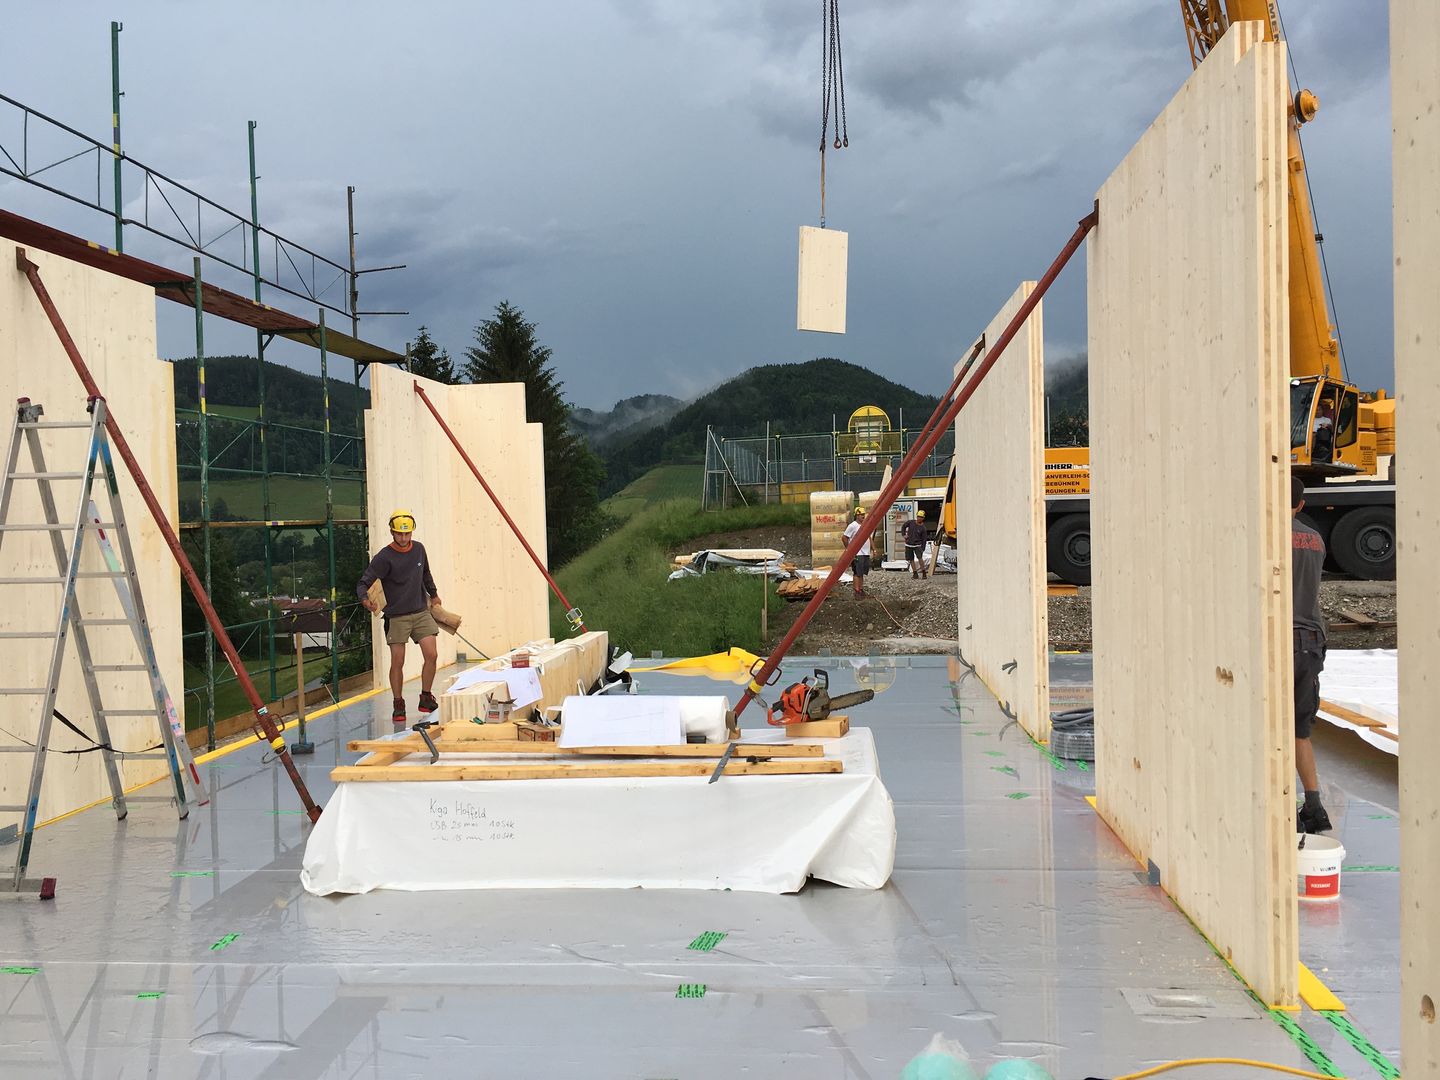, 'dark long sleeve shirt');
357,541,437,616
901,520,928,547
